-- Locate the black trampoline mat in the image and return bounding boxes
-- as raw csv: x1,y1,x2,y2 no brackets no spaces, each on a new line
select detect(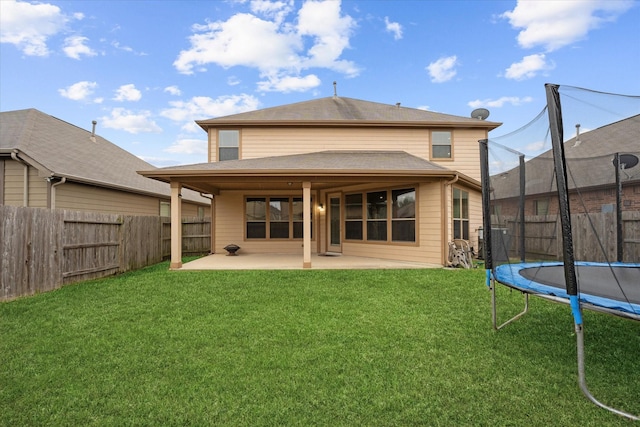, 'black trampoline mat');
520,265,640,305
